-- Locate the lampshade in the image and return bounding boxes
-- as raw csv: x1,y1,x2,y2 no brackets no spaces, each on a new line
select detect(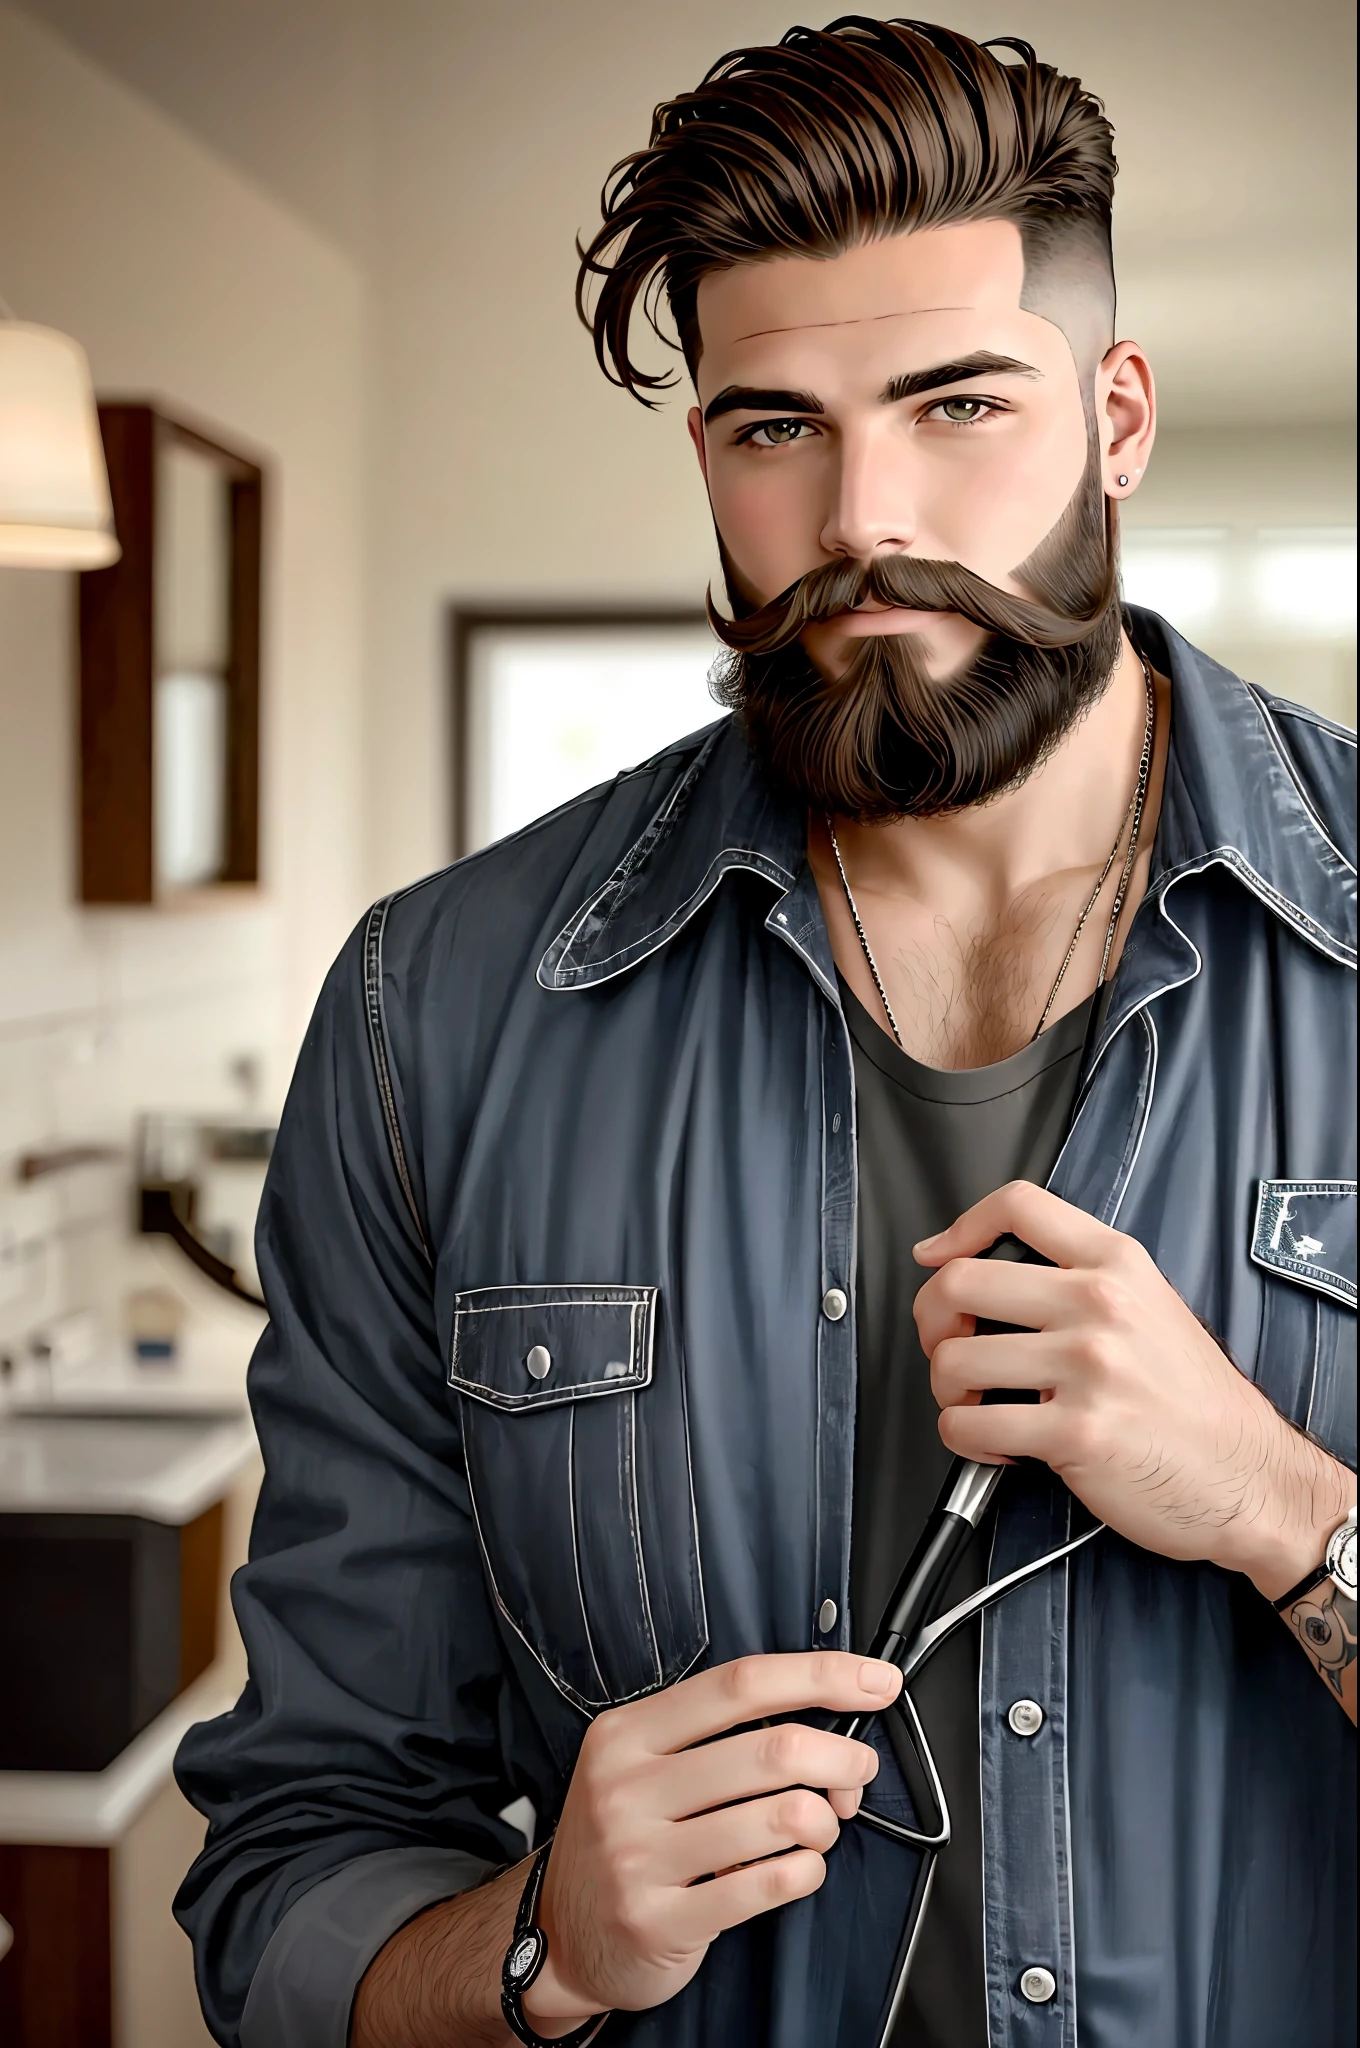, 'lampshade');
0,321,120,568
